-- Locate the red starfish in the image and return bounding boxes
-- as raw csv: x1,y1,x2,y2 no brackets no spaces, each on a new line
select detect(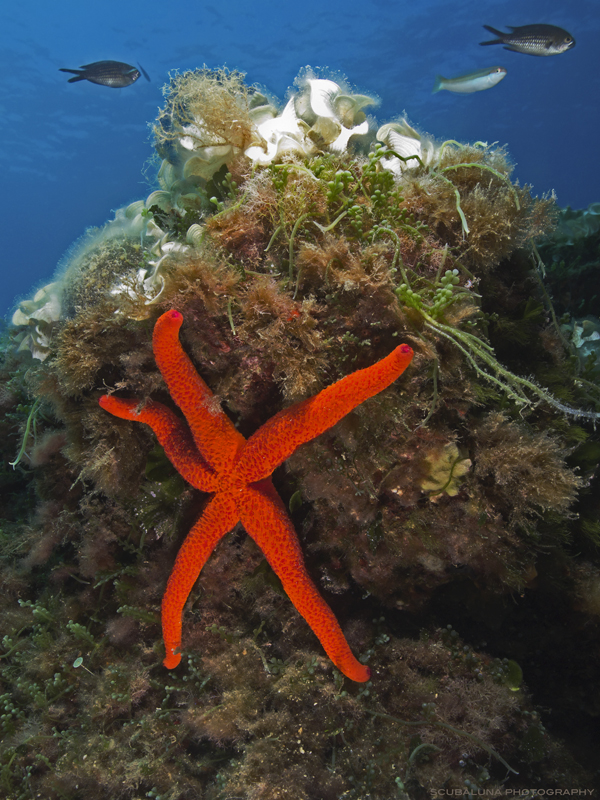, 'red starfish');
99,310,413,681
